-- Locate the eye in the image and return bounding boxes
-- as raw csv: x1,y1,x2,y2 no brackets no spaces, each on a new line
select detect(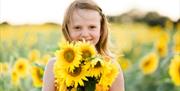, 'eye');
73,26,82,31
89,25,96,29
74,26,81,29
